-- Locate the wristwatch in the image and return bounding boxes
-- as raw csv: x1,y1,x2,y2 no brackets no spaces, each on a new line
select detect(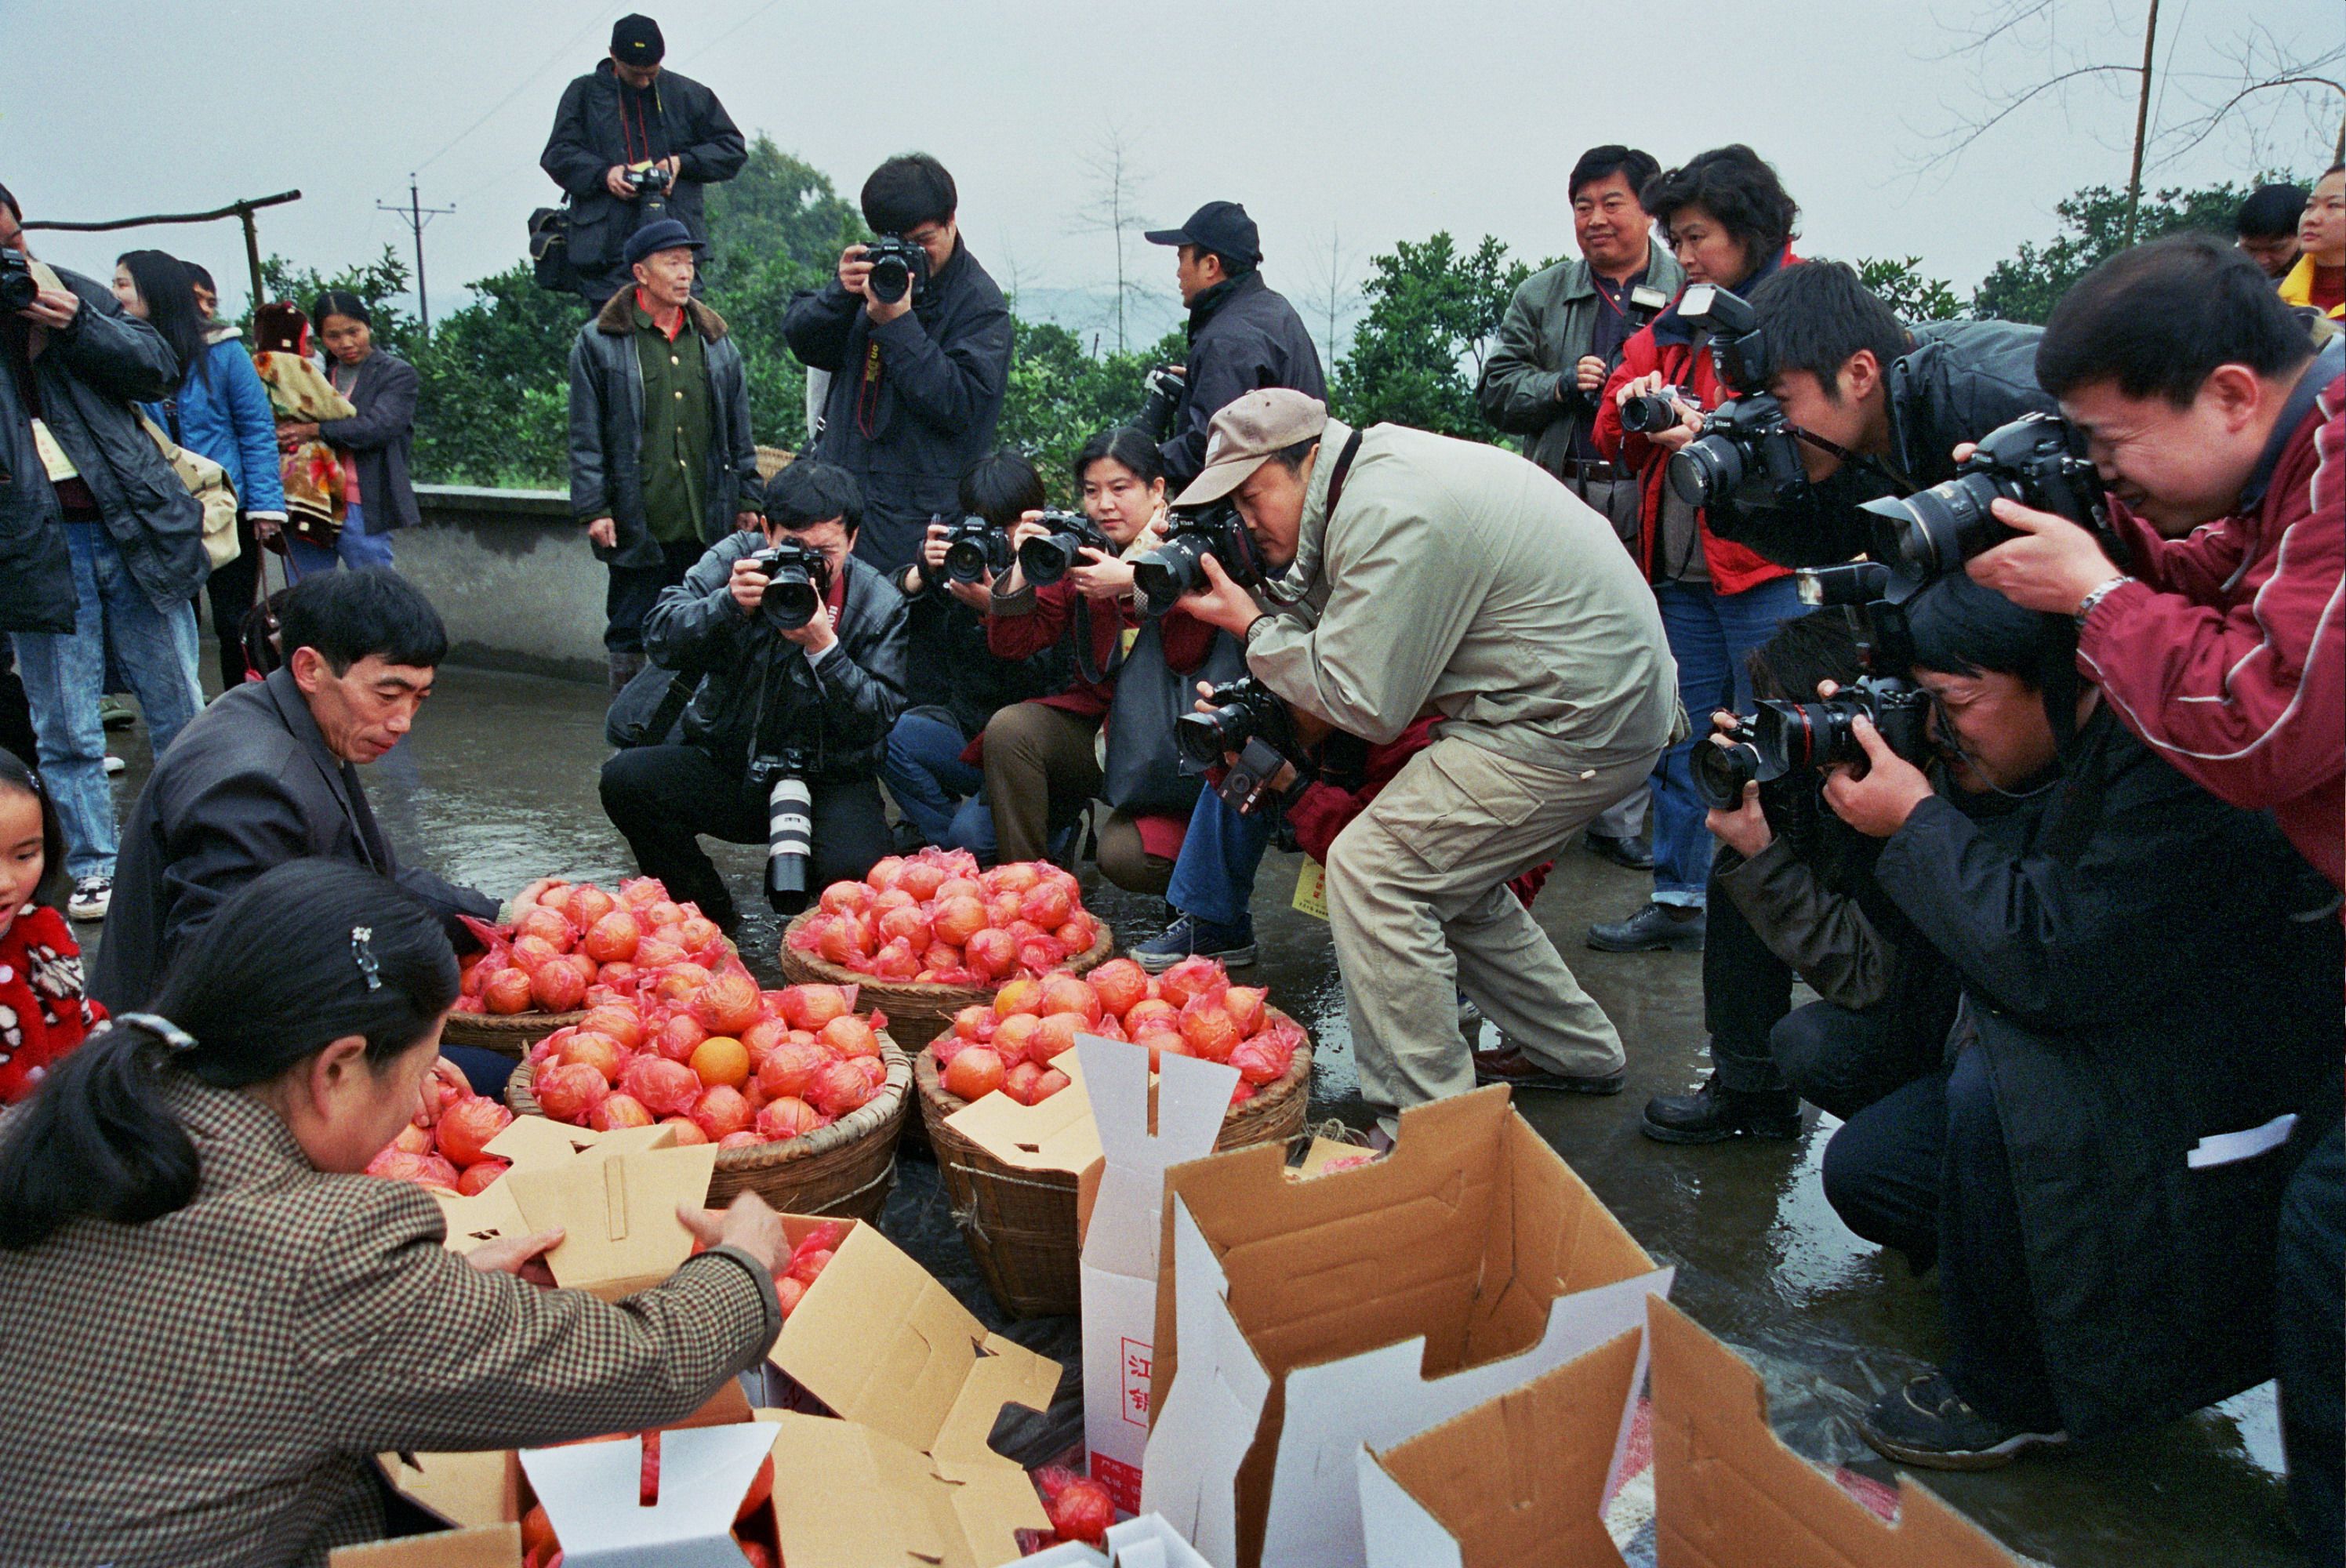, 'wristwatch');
2074,575,2134,628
